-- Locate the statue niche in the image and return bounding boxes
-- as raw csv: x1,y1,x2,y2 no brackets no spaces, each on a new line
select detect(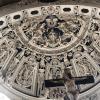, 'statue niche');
46,58,64,80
